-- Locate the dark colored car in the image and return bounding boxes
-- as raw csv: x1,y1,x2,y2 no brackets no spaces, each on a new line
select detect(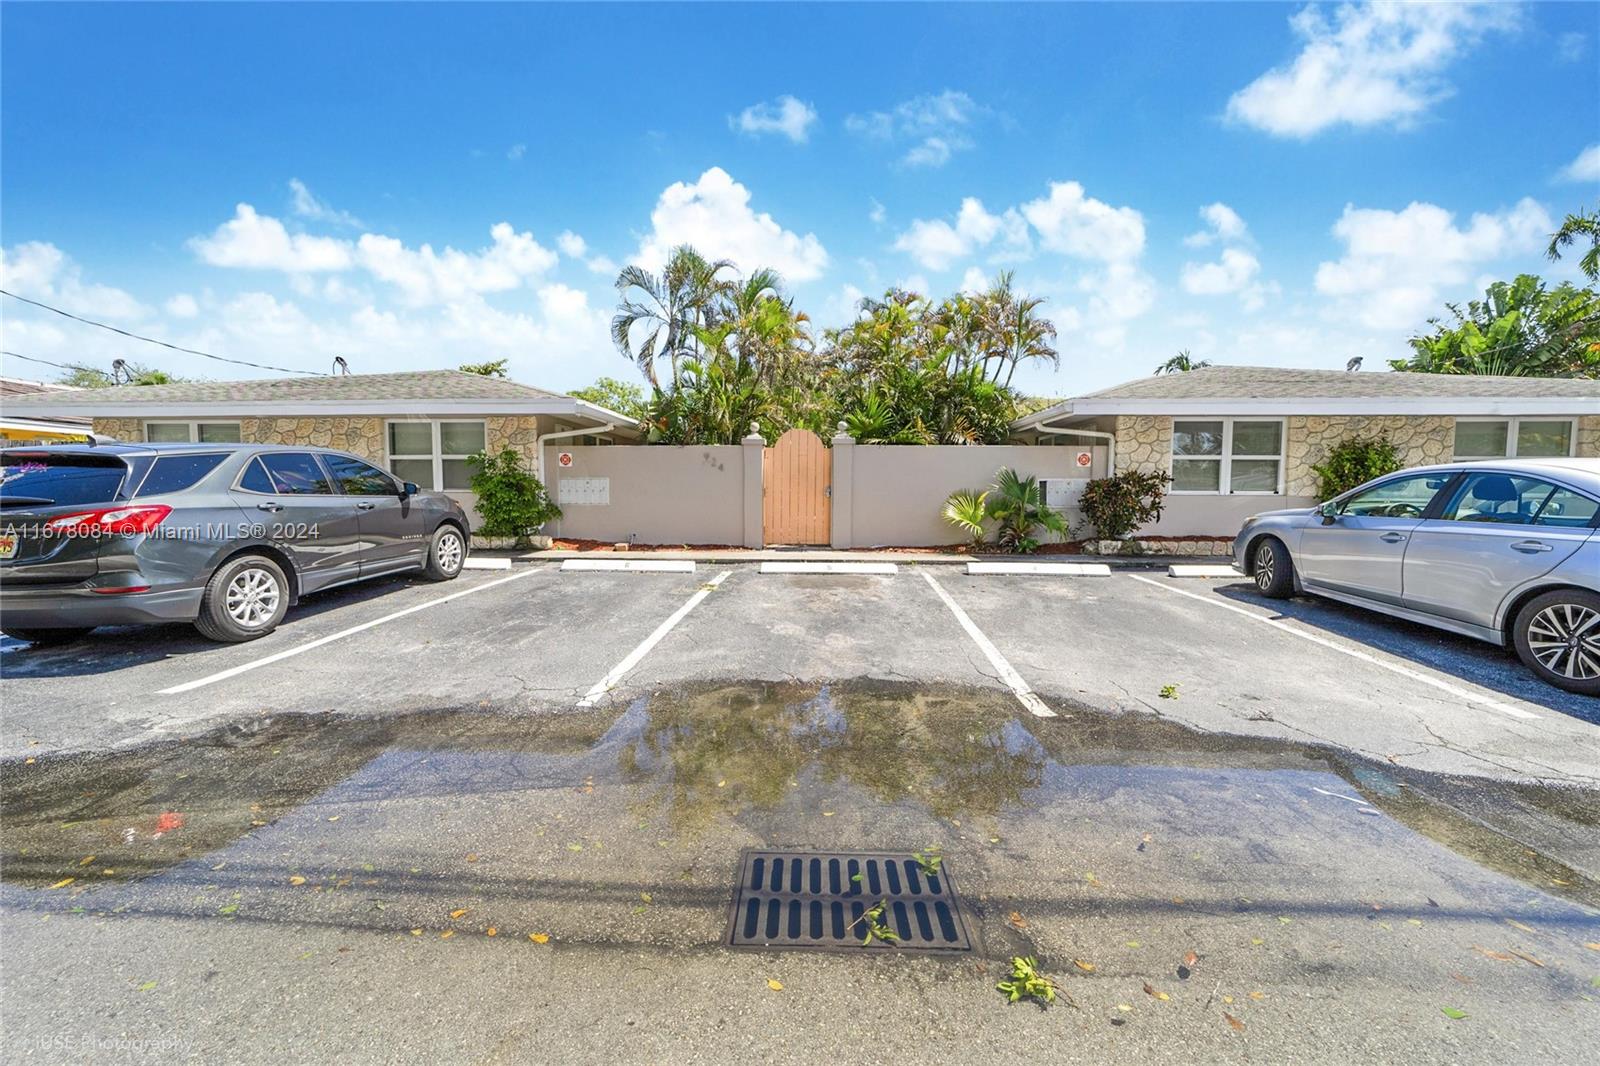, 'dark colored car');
0,443,471,643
